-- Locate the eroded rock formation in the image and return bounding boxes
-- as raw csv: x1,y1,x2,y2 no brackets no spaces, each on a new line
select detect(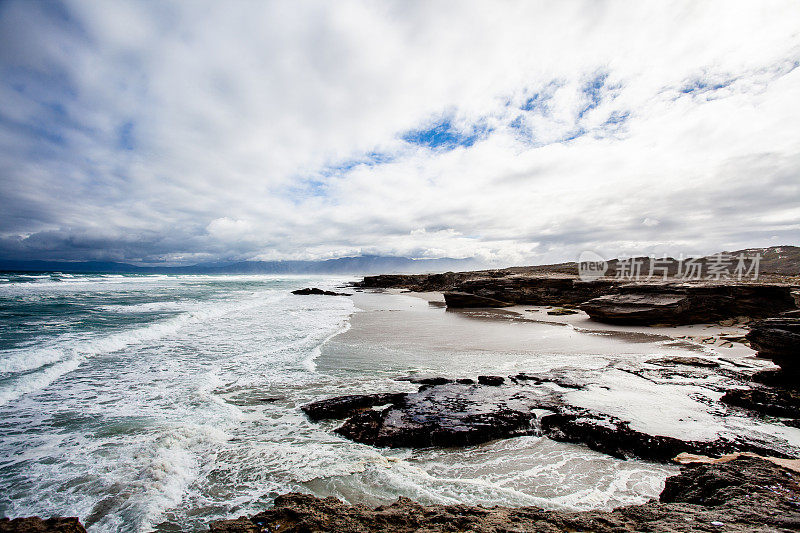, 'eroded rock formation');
209,456,800,532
